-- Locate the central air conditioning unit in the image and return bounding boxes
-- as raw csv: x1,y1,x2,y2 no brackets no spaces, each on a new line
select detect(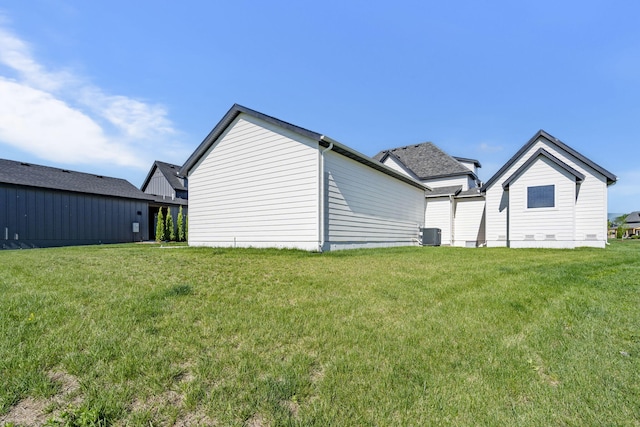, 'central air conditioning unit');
421,228,441,246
